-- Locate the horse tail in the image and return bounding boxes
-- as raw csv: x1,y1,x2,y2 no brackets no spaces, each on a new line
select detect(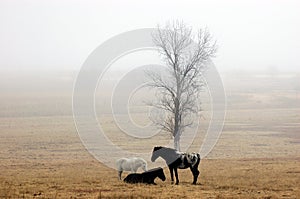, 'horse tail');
197,153,201,165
